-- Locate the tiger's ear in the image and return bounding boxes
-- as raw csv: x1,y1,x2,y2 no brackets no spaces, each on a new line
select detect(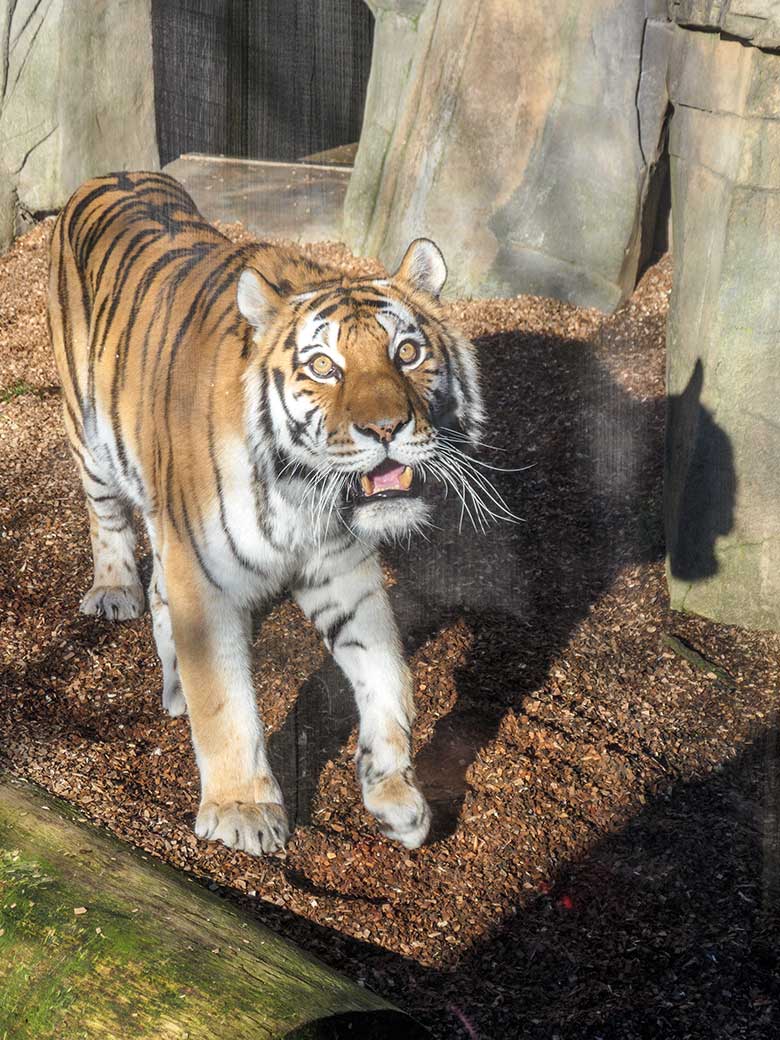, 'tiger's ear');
393,239,447,298
237,268,283,330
